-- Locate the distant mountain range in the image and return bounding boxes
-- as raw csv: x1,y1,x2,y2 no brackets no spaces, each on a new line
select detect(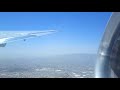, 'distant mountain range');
0,53,97,66
45,53,97,65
